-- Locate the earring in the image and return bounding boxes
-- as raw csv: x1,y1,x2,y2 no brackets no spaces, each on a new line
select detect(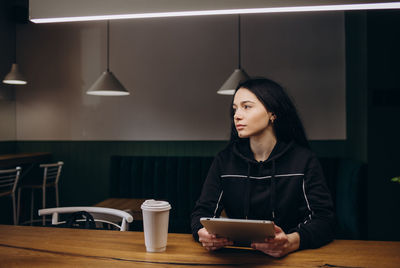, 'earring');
270,115,276,123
